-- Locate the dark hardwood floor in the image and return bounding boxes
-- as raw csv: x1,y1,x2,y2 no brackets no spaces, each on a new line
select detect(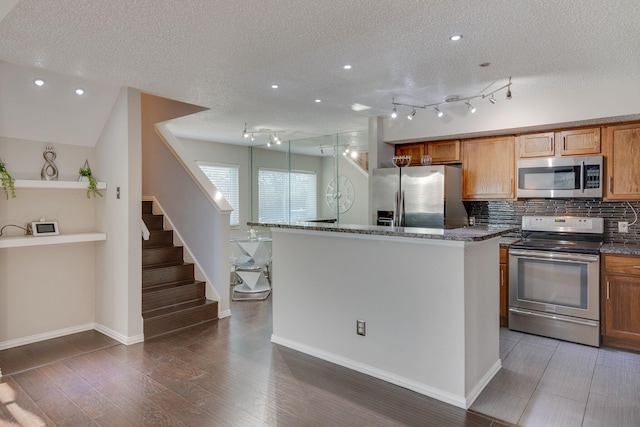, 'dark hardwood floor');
0,300,510,426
